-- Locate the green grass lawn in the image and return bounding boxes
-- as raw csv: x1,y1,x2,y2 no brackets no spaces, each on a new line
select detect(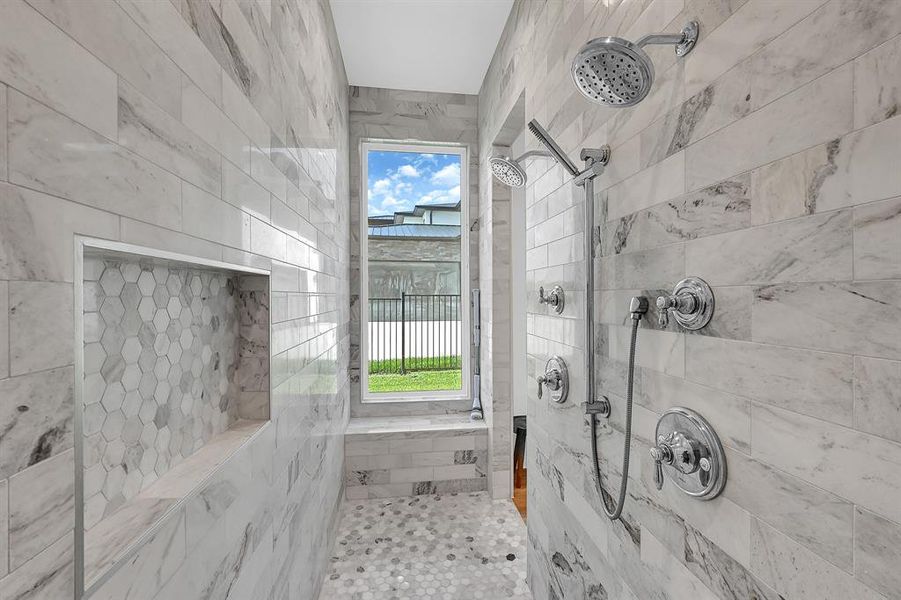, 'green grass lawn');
368,369,462,393
367,356,463,393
